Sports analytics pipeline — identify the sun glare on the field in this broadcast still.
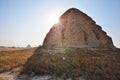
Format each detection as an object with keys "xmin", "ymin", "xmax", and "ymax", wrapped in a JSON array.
[
  {"xmin": 48, "ymin": 14, "xmax": 59, "ymax": 24},
  {"xmin": 46, "ymin": 12, "xmax": 60, "ymax": 26}
]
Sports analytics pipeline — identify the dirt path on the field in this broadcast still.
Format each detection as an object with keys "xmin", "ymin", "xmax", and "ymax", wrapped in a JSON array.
[{"xmin": 0, "ymin": 71, "xmax": 19, "ymax": 80}]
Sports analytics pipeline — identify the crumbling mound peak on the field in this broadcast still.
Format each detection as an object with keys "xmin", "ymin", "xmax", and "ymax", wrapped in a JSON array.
[{"xmin": 43, "ymin": 8, "xmax": 114, "ymax": 49}]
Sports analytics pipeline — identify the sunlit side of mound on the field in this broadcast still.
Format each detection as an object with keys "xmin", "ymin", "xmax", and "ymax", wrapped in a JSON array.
[{"xmin": 43, "ymin": 8, "xmax": 114, "ymax": 50}]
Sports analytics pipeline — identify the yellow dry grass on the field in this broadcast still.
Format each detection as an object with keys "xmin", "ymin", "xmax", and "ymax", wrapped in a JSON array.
[{"xmin": 0, "ymin": 48, "xmax": 36, "ymax": 72}]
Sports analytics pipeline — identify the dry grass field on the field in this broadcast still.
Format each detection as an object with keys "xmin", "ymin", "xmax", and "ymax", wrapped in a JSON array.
[
  {"xmin": 0, "ymin": 47, "xmax": 120, "ymax": 80},
  {"xmin": 0, "ymin": 47, "xmax": 37, "ymax": 73},
  {"xmin": 23, "ymin": 48, "xmax": 120, "ymax": 80}
]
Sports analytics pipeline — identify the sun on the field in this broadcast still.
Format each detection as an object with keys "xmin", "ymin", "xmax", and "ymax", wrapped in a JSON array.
[
  {"xmin": 48, "ymin": 14, "xmax": 59, "ymax": 24},
  {"xmin": 46, "ymin": 12, "xmax": 60, "ymax": 26},
  {"xmin": 45, "ymin": 9, "xmax": 63, "ymax": 28}
]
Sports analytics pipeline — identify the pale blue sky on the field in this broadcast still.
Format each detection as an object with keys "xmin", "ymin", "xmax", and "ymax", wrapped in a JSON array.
[{"xmin": 0, "ymin": 0, "xmax": 120, "ymax": 47}]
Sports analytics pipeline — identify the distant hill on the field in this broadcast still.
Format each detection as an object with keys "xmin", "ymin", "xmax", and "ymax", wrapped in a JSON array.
[{"xmin": 26, "ymin": 44, "xmax": 31, "ymax": 48}]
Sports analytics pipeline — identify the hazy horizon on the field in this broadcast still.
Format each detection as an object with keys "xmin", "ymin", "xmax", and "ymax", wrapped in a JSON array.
[{"xmin": 0, "ymin": 0, "xmax": 120, "ymax": 48}]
